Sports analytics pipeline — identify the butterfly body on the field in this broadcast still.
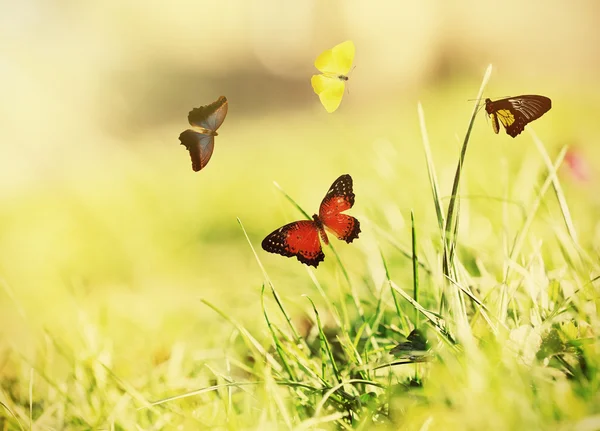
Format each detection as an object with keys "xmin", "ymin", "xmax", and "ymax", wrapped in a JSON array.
[
  {"xmin": 179, "ymin": 96, "xmax": 228, "ymax": 171},
  {"xmin": 262, "ymin": 174, "xmax": 360, "ymax": 267},
  {"xmin": 311, "ymin": 214, "xmax": 330, "ymax": 246},
  {"xmin": 311, "ymin": 41, "xmax": 355, "ymax": 113},
  {"xmin": 485, "ymin": 95, "xmax": 551, "ymax": 137},
  {"xmin": 190, "ymin": 126, "xmax": 218, "ymax": 136}
]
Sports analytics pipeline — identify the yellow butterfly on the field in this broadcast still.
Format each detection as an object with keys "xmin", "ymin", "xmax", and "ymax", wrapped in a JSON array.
[{"xmin": 311, "ymin": 40, "xmax": 355, "ymax": 113}]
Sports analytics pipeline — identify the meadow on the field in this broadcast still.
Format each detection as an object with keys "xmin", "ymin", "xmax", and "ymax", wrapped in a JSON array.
[{"xmin": 1, "ymin": 3, "xmax": 600, "ymax": 430}]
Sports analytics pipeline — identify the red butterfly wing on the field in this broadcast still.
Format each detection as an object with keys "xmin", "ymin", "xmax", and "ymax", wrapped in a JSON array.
[
  {"xmin": 261, "ymin": 220, "xmax": 325, "ymax": 267},
  {"xmin": 318, "ymin": 174, "xmax": 361, "ymax": 243}
]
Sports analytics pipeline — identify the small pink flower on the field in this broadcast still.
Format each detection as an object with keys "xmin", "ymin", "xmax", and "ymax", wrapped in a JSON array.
[{"xmin": 564, "ymin": 147, "xmax": 591, "ymax": 183}]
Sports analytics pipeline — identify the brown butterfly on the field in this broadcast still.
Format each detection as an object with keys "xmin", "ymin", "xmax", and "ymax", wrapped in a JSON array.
[
  {"xmin": 262, "ymin": 174, "xmax": 360, "ymax": 267},
  {"xmin": 485, "ymin": 95, "xmax": 551, "ymax": 137},
  {"xmin": 179, "ymin": 96, "xmax": 228, "ymax": 171}
]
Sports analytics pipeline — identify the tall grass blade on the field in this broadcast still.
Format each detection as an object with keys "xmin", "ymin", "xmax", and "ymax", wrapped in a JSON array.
[
  {"xmin": 389, "ymin": 281, "xmax": 456, "ymax": 346},
  {"xmin": 313, "ymin": 379, "xmax": 385, "ymax": 417},
  {"xmin": 201, "ymin": 299, "xmax": 283, "ymax": 372},
  {"xmin": 411, "ymin": 210, "xmax": 420, "ymax": 328},
  {"xmin": 264, "ymin": 366, "xmax": 293, "ymax": 429},
  {"xmin": 237, "ymin": 217, "xmax": 301, "ymax": 341},
  {"xmin": 273, "ymin": 181, "xmax": 312, "ymax": 220},
  {"xmin": 139, "ymin": 382, "xmax": 259, "ymax": 409},
  {"xmin": 503, "ymin": 146, "xmax": 568, "ymax": 285},
  {"xmin": 418, "ymin": 102, "xmax": 445, "ymax": 233},
  {"xmin": 28, "ymin": 368, "xmax": 33, "ymax": 430},
  {"xmin": 294, "ymin": 412, "xmax": 348, "ymax": 431},
  {"xmin": 443, "ymin": 64, "xmax": 493, "ymax": 274},
  {"xmin": 304, "ymin": 295, "xmax": 341, "ymax": 384},
  {"xmin": 372, "ymin": 224, "xmax": 431, "ymax": 273},
  {"xmin": 261, "ymin": 285, "xmax": 297, "ymax": 380},
  {"xmin": 380, "ymin": 247, "xmax": 402, "ymax": 319},
  {"xmin": 0, "ymin": 401, "xmax": 26, "ymax": 431},
  {"xmin": 528, "ymin": 129, "xmax": 578, "ymax": 244},
  {"xmin": 306, "ymin": 268, "xmax": 344, "ymax": 329}
]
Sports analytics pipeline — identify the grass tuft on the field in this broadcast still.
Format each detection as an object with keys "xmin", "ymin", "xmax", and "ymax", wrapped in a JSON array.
[{"xmin": 1, "ymin": 64, "xmax": 598, "ymax": 430}]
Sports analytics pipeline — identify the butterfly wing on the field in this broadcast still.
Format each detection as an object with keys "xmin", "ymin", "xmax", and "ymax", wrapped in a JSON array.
[
  {"xmin": 311, "ymin": 74, "xmax": 345, "ymax": 113},
  {"xmin": 178, "ymin": 130, "xmax": 215, "ymax": 172},
  {"xmin": 486, "ymin": 95, "xmax": 551, "ymax": 137},
  {"xmin": 262, "ymin": 220, "xmax": 325, "ymax": 267},
  {"xmin": 318, "ymin": 174, "xmax": 361, "ymax": 243},
  {"xmin": 504, "ymin": 95, "xmax": 551, "ymax": 137},
  {"xmin": 314, "ymin": 40, "xmax": 355, "ymax": 75},
  {"xmin": 188, "ymin": 96, "xmax": 228, "ymax": 132}
]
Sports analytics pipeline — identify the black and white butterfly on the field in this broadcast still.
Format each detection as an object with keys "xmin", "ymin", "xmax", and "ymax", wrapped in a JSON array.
[
  {"xmin": 179, "ymin": 96, "xmax": 228, "ymax": 171},
  {"xmin": 485, "ymin": 95, "xmax": 551, "ymax": 137}
]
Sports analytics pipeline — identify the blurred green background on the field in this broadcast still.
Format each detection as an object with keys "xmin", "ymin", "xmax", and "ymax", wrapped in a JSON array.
[{"xmin": 1, "ymin": 0, "xmax": 599, "ymax": 394}]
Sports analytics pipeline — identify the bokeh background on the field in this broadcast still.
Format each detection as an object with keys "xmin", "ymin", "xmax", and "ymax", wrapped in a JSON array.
[{"xmin": 1, "ymin": 0, "xmax": 600, "ymax": 391}]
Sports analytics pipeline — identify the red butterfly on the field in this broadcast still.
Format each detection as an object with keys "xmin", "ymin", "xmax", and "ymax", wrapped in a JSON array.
[{"xmin": 262, "ymin": 174, "xmax": 360, "ymax": 267}]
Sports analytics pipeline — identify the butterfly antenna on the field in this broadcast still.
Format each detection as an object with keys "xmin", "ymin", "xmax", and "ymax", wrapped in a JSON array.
[
  {"xmin": 346, "ymin": 65, "xmax": 356, "ymax": 96},
  {"xmin": 466, "ymin": 97, "xmax": 486, "ymax": 112},
  {"xmin": 347, "ymin": 64, "xmax": 357, "ymax": 79}
]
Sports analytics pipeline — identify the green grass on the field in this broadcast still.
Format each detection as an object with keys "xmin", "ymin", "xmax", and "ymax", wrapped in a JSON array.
[{"xmin": 1, "ymin": 66, "xmax": 600, "ymax": 430}]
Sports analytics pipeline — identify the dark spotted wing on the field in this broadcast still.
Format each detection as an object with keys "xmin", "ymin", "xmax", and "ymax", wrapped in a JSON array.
[
  {"xmin": 178, "ymin": 130, "xmax": 214, "ymax": 172},
  {"xmin": 261, "ymin": 220, "xmax": 325, "ymax": 267},
  {"xmin": 318, "ymin": 174, "xmax": 360, "ymax": 243},
  {"xmin": 485, "ymin": 95, "xmax": 551, "ymax": 137}
]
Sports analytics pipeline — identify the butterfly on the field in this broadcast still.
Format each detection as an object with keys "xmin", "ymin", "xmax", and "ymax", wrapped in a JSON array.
[
  {"xmin": 311, "ymin": 40, "xmax": 355, "ymax": 113},
  {"xmin": 484, "ymin": 95, "xmax": 551, "ymax": 137},
  {"xmin": 178, "ymin": 96, "xmax": 228, "ymax": 171},
  {"xmin": 261, "ymin": 174, "xmax": 361, "ymax": 267}
]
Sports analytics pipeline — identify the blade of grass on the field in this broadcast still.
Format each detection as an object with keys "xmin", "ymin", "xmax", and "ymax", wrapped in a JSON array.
[
  {"xmin": 313, "ymin": 379, "xmax": 385, "ymax": 417},
  {"xmin": 139, "ymin": 382, "xmax": 259, "ymax": 409},
  {"xmin": 389, "ymin": 281, "xmax": 456, "ymax": 346},
  {"xmin": 29, "ymin": 368, "xmax": 33, "ymax": 430},
  {"xmin": 528, "ymin": 128, "xmax": 578, "ymax": 244},
  {"xmin": 338, "ymin": 332, "xmax": 370, "ymax": 382},
  {"xmin": 237, "ymin": 217, "xmax": 301, "ymax": 342},
  {"xmin": 411, "ymin": 210, "xmax": 421, "ymax": 381},
  {"xmin": 304, "ymin": 295, "xmax": 341, "ymax": 384},
  {"xmin": 371, "ymin": 223, "xmax": 431, "ymax": 274},
  {"xmin": 273, "ymin": 181, "xmax": 312, "ymax": 221},
  {"xmin": 443, "ymin": 274, "xmax": 501, "ymax": 334},
  {"xmin": 418, "ymin": 102, "xmax": 445, "ymax": 233},
  {"xmin": 201, "ymin": 299, "xmax": 283, "ymax": 373},
  {"xmin": 411, "ymin": 210, "xmax": 420, "ymax": 329},
  {"xmin": 0, "ymin": 278, "xmax": 27, "ymax": 319},
  {"xmin": 294, "ymin": 412, "xmax": 348, "ymax": 431},
  {"xmin": 443, "ymin": 64, "xmax": 493, "ymax": 275},
  {"xmin": 327, "ymin": 243, "xmax": 379, "ymax": 351},
  {"xmin": 264, "ymin": 365, "xmax": 293, "ymax": 429},
  {"xmin": 306, "ymin": 267, "xmax": 344, "ymax": 329},
  {"xmin": 380, "ymin": 247, "xmax": 402, "ymax": 319},
  {"xmin": 0, "ymin": 401, "xmax": 26, "ymax": 431},
  {"xmin": 503, "ymin": 146, "xmax": 568, "ymax": 285},
  {"xmin": 261, "ymin": 285, "xmax": 297, "ymax": 380}
]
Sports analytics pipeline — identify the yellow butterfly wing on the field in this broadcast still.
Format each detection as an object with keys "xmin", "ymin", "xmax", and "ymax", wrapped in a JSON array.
[
  {"xmin": 311, "ymin": 40, "xmax": 355, "ymax": 113},
  {"xmin": 314, "ymin": 40, "xmax": 355, "ymax": 75},
  {"xmin": 311, "ymin": 74, "xmax": 345, "ymax": 113}
]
